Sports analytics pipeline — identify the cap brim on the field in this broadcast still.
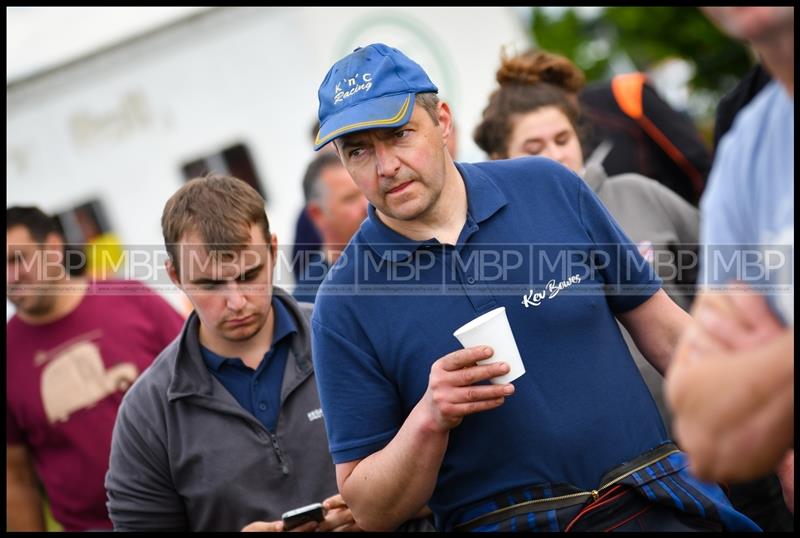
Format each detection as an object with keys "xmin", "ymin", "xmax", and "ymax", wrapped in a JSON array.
[{"xmin": 314, "ymin": 93, "xmax": 414, "ymax": 151}]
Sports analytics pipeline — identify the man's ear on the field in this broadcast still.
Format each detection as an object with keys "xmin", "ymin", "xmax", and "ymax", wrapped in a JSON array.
[
  {"xmin": 269, "ymin": 232, "xmax": 279, "ymax": 259},
  {"xmin": 166, "ymin": 258, "xmax": 181, "ymax": 288},
  {"xmin": 267, "ymin": 232, "xmax": 280, "ymax": 274},
  {"xmin": 306, "ymin": 202, "xmax": 324, "ymax": 230},
  {"xmin": 437, "ymin": 101, "xmax": 454, "ymax": 146},
  {"xmin": 44, "ymin": 232, "xmax": 65, "ymax": 265}
]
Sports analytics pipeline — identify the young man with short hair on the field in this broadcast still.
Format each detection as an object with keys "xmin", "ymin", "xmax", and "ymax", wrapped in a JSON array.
[{"xmin": 104, "ymin": 175, "xmax": 359, "ymax": 531}]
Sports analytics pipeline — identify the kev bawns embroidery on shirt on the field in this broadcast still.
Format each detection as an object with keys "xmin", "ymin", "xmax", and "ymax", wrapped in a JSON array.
[{"xmin": 522, "ymin": 274, "xmax": 582, "ymax": 308}]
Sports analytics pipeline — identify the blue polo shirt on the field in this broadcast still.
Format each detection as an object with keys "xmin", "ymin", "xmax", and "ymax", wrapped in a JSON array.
[
  {"xmin": 201, "ymin": 297, "xmax": 297, "ymax": 433},
  {"xmin": 311, "ymin": 157, "xmax": 666, "ymax": 529}
]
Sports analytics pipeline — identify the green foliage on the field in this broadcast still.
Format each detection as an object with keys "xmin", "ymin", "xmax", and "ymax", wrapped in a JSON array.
[
  {"xmin": 531, "ymin": 9, "xmax": 609, "ymax": 82},
  {"xmin": 531, "ymin": 7, "xmax": 755, "ymax": 95}
]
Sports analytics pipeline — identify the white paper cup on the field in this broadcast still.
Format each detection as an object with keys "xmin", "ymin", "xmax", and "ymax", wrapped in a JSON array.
[{"xmin": 452, "ymin": 306, "xmax": 526, "ymax": 384}]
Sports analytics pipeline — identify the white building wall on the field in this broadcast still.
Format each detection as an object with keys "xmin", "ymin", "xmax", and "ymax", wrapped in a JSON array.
[{"xmin": 7, "ymin": 7, "xmax": 531, "ymax": 312}]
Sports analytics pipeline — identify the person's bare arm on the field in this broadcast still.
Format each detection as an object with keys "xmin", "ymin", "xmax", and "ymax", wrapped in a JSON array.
[
  {"xmin": 617, "ymin": 289, "xmax": 692, "ymax": 375},
  {"xmin": 336, "ymin": 346, "xmax": 514, "ymax": 531},
  {"xmin": 6, "ymin": 444, "xmax": 46, "ymax": 531},
  {"xmin": 666, "ymin": 329, "xmax": 793, "ymax": 482},
  {"xmin": 665, "ymin": 287, "xmax": 794, "ymax": 482}
]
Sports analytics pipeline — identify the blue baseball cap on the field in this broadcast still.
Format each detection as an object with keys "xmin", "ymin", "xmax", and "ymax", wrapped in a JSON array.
[{"xmin": 314, "ymin": 43, "xmax": 438, "ymax": 151}]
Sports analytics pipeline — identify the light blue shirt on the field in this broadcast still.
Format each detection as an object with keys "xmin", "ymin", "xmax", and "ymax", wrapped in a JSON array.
[{"xmin": 700, "ymin": 81, "xmax": 794, "ymax": 324}]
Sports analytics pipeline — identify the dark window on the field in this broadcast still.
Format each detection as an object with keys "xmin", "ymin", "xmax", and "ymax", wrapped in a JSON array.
[
  {"xmin": 55, "ymin": 198, "xmax": 114, "ymax": 276},
  {"xmin": 181, "ymin": 142, "xmax": 267, "ymax": 201}
]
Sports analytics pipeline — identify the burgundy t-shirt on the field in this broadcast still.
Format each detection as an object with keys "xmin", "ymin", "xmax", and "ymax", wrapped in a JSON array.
[{"xmin": 6, "ymin": 280, "xmax": 185, "ymax": 531}]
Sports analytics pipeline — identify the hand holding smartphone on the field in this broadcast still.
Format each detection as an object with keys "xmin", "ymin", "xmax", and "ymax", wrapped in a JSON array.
[{"xmin": 281, "ymin": 502, "xmax": 327, "ymax": 531}]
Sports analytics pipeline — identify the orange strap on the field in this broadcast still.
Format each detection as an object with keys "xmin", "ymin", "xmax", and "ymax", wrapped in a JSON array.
[
  {"xmin": 611, "ymin": 72, "xmax": 647, "ymax": 120},
  {"xmin": 611, "ymin": 73, "xmax": 704, "ymax": 199}
]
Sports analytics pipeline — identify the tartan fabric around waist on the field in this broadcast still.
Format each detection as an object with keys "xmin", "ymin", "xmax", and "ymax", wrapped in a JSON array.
[{"xmin": 452, "ymin": 442, "xmax": 687, "ymax": 532}]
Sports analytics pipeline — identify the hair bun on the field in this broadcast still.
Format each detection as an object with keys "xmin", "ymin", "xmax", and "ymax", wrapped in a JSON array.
[{"xmin": 496, "ymin": 50, "xmax": 585, "ymax": 93}]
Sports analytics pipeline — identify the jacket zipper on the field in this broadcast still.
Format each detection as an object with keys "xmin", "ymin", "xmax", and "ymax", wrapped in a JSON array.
[
  {"xmin": 593, "ymin": 448, "xmax": 681, "ymax": 495},
  {"xmin": 269, "ymin": 433, "xmax": 290, "ymax": 475}
]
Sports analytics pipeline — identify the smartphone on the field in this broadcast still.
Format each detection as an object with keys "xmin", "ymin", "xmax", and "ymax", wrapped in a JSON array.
[{"xmin": 281, "ymin": 502, "xmax": 326, "ymax": 531}]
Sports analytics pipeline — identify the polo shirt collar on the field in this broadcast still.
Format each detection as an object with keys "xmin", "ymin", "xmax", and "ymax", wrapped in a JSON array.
[
  {"xmin": 360, "ymin": 162, "xmax": 508, "ymax": 261},
  {"xmin": 456, "ymin": 162, "xmax": 509, "ymax": 224},
  {"xmin": 265, "ymin": 295, "xmax": 299, "ymax": 348}
]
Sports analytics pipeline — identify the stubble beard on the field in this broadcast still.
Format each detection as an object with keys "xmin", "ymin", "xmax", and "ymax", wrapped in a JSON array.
[
  {"xmin": 383, "ymin": 175, "xmax": 444, "ymax": 223},
  {"xmin": 8, "ymin": 290, "xmax": 57, "ymax": 317}
]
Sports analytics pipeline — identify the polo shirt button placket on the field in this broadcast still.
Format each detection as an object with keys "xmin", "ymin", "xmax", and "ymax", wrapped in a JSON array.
[{"xmin": 462, "ymin": 262, "xmax": 495, "ymax": 311}]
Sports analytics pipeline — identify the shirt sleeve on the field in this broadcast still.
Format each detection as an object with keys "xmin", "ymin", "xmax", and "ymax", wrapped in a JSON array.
[
  {"xmin": 698, "ymin": 131, "xmax": 754, "ymax": 287},
  {"xmin": 7, "ymin": 403, "xmax": 24, "ymax": 445},
  {"xmin": 577, "ymin": 178, "xmax": 662, "ymax": 313},
  {"xmin": 105, "ymin": 395, "xmax": 188, "ymax": 531},
  {"xmin": 311, "ymin": 318, "xmax": 404, "ymax": 464},
  {"xmin": 136, "ymin": 284, "xmax": 186, "ymax": 357}
]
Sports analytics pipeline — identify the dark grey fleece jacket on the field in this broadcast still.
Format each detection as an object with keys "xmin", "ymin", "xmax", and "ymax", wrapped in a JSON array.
[{"xmin": 105, "ymin": 287, "xmax": 337, "ymax": 531}]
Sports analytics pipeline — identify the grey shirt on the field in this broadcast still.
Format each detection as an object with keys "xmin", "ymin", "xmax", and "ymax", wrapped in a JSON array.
[
  {"xmin": 105, "ymin": 287, "xmax": 338, "ymax": 531},
  {"xmin": 583, "ymin": 161, "xmax": 700, "ymax": 312}
]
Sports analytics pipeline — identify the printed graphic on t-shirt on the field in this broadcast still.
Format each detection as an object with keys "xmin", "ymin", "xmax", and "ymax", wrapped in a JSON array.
[{"xmin": 38, "ymin": 334, "xmax": 139, "ymax": 424}]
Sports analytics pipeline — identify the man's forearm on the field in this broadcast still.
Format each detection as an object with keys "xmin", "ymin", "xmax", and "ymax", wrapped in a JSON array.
[
  {"xmin": 641, "ymin": 309, "xmax": 689, "ymax": 375},
  {"xmin": 6, "ymin": 483, "xmax": 46, "ymax": 531},
  {"xmin": 338, "ymin": 345, "xmax": 514, "ymax": 530},
  {"xmin": 341, "ymin": 401, "xmax": 449, "ymax": 531},
  {"xmin": 619, "ymin": 290, "xmax": 691, "ymax": 375}
]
